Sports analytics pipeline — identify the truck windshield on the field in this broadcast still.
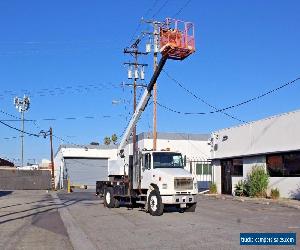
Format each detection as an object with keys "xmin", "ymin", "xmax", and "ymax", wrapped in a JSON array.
[{"xmin": 153, "ymin": 152, "xmax": 184, "ymax": 168}]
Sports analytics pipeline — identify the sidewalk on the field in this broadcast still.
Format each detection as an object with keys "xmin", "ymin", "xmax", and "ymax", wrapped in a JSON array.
[{"xmin": 202, "ymin": 193, "xmax": 300, "ymax": 210}]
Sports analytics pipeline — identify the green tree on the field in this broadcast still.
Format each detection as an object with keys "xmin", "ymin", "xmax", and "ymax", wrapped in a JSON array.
[
  {"xmin": 111, "ymin": 133, "xmax": 118, "ymax": 145},
  {"xmin": 104, "ymin": 136, "xmax": 111, "ymax": 145}
]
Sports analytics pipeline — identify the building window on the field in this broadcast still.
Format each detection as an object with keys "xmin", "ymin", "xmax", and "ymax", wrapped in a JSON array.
[
  {"xmin": 231, "ymin": 158, "xmax": 243, "ymax": 176},
  {"xmin": 196, "ymin": 163, "xmax": 212, "ymax": 175},
  {"xmin": 267, "ymin": 151, "xmax": 300, "ymax": 177},
  {"xmin": 220, "ymin": 158, "xmax": 243, "ymax": 176},
  {"xmin": 267, "ymin": 155, "xmax": 283, "ymax": 176}
]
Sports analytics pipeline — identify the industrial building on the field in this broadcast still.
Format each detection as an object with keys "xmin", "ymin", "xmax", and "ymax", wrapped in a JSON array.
[
  {"xmin": 211, "ymin": 109, "xmax": 300, "ymax": 198},
  {"xmin": 54, "ymin": 132, "xmax": 211, "ymax": 189}
]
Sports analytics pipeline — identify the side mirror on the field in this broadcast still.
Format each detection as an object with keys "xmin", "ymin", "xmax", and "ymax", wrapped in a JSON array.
[
  {"xmin": 184, "ymin": 155, "xmax": 187, "ymax": 166},
  {"xmin": 119, "ymin": 149, "xmax": 125, "ymax": 158}
]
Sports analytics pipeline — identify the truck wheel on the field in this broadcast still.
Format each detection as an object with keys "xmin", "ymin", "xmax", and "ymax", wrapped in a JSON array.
[
  {"xmin": 148, "ymin": 189, "xmax": 164, "ymax": 216},
  {"xmin": 185, "ymin": 203, "xmax": 197, "ymax": 212},
  {"xmin": 104, "ymin": 187, "xmax": 115, "ymax": 208},
  {"xmin": 114, "ymin": 198, "xmax": 120, "ymax": 208}
]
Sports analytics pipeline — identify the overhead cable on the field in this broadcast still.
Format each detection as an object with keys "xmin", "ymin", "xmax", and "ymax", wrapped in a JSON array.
[
  {"xmin": 163, "ymin": 70, "xmax": 246, "ymax": 122},
  {"xmin": 0, "ymin": 120, "xmax": 40, "ymax": 137},
  {"xmin": 172, "ymin": 0, "xmax": 192, "ymax": 18},
  {"xmin": 164, "ymin": 70, "xmax": 300, "ymax": 114}
]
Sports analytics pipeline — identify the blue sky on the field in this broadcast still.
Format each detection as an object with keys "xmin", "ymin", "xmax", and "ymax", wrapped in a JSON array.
[{"xmin": 0, "ymin": 0, "xmax": 299, "ymax": 164}]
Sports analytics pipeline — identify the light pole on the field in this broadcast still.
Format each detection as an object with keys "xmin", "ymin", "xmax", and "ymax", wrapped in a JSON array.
[{"xmin": 14, "ymin": 95, "xmax": 30, "ymax": 167}]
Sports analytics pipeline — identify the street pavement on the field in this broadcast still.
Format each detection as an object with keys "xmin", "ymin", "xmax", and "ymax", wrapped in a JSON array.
[
  {"xmin": 0, "ymin": 190, "xmax": 72, "ymax": 250},
  {"xmin": 1, "ymin": 190, "xmax": 299, "ymax": 250}
]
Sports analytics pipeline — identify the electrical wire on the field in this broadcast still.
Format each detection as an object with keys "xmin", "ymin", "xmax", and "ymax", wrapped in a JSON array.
[
  {"xmin": 163, "ymin": 70, "xmax": 300, "ymax": 116},
  {"xmin": 128, "ymin": 0, "xmax": 160, "ymax": 45},
  {"xmin": 151, "ymin": 0, "xmax": 169, "ymax": 18},
  {"xmin": 172, "ymin": 0, "xmax": 192, "ymax": 18},
  {"xmin": 0, "ymin": 120, "xmax": 40, "ymax": 137},
  {"xmin": 0, "ymin": 82, "xmax": 121, "ymax": 100},
  {"xmin": 163, "ymin": 70, "xmax": 246, "ymax": 122}
]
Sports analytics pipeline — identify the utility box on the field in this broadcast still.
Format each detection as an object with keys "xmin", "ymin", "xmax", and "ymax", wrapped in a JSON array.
[{"xmin": 108, "ymin": 159, "xmax": 125, "ymax": 177}]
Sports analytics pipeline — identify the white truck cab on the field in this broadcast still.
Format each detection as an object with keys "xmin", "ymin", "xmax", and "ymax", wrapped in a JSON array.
[{"xmin": 131, "ymin": 150, "xmax": 198, "ymax": 215}]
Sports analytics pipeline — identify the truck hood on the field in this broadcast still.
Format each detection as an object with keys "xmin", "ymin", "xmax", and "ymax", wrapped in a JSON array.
[{"xmin": 155, "ymin": 168, "xmax": 193, "ymax": 178}]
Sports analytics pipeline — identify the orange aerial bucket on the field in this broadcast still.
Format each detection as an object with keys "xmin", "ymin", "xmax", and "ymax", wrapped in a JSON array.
[{"xmin": 159, "ymin": 18, "xmax": 195, "ymax": 60}]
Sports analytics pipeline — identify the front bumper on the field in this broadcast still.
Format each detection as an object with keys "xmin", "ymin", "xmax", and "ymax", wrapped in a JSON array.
[{"xmin": 161, "ymin": 194, "xmax": 196, "ymax": 204}]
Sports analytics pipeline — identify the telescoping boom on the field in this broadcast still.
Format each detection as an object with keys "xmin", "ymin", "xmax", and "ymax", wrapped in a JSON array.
[{"xmin": 118, "ymin": 56, "xmax": 167, "ymax": 155}]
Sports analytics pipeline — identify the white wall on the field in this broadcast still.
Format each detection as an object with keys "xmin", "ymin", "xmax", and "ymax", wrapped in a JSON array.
[
  {"xmin": 243, "ymin": 156, "xmax": 266, "ymax": 176},
  {"xmin": 125, "ymin": 138, "xmax": 210, "ymax": 160},
  {"xmin": 213, "ymin": 160, "xmax": 222, "ymax": 194},
  {"xmin": 60, "ymin": 147, "xmax": 118, "ymax": 160},
  {"xmin": 269, "ymin": 177, "xmax": 300, "ymax": 199},
  {"xmin": 212, "ymin": 109, "xmax": 300, "ymax": 159}
]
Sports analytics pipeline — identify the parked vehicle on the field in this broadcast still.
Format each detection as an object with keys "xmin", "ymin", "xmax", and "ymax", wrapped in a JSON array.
[{"xmin": 96, "ymin": 18, "xmax": 197, "ymax": 215}]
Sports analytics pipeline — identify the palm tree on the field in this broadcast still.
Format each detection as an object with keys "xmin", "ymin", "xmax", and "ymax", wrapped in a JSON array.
[
  {"xmin": 104, "ymin": 136, "xmax": 111, "ymax": 145},
  {"xmin": 111, "ymin": 133, "xmax": 118, "ymax": 145}
]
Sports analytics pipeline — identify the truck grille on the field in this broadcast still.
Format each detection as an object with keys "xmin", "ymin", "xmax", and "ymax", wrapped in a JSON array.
[{"xmin": 174, "ymin": 178, "xmax": 193, "ymax": 190}]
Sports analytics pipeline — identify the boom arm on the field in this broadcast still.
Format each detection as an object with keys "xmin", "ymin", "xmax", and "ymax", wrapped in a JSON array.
[{"xmin": 118, "ymin": 56, "xmax": 168, "ymax": 155}]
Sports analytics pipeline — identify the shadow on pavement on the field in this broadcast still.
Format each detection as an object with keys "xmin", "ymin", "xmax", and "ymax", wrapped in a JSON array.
[
  {"xmin": 0, "ymin": 197, "xmax": 83, "ymax": 225},
  {"xmin": 0, "ymin": 191, "xmax": 13, "ymax": 197}
]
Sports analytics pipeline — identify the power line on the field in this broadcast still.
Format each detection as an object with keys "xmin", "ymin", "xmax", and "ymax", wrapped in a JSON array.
[
  {"xmin": 0, "ymin": 120, "xmax": 40, "ymax": 137},
  {"xmin": 164, "ymin": 70, "xmax": 300, "ymax": 115},
  {"xmin": 172, "ymin": 0, "xmax": 192, "ymax": 18},
  {"xmin": 151, "ymin": 0, "xmax": 169, "ymax": 18},
  {"xmin": 0, "ymin": 82, "xmax": 121, "ymax": 100},
  {"xmin": 163, "ymin": 70, "xmax": 246, "ymax": 122},
  {"xmin": 128, "ymin": 0, "xmax": 160, "ymax": 45}
]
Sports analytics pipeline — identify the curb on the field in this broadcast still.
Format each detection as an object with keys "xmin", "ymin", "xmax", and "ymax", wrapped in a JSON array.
[
  {"xmin": 202, "ymin": 194, "xmax": 300, "ymax": 210},
  {"xmin": 51, "ymin": 192, "xmax": 97, "ymax": 250}
]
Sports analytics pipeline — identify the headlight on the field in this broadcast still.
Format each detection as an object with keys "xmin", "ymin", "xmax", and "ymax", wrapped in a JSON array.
[{"xmin": 162, "ymin": 183, "xmax": 168, "ymax": 189}]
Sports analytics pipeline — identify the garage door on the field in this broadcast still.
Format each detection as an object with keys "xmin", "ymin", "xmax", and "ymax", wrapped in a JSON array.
[{"xmin": 64, "ymin": 158, "xmax": 108, "ymax": 188}]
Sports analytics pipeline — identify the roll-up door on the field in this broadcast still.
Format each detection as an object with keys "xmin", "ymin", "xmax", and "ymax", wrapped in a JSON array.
[{"xmin": 64, "ymin": 158, "xmax": 108, "ymax": 187}]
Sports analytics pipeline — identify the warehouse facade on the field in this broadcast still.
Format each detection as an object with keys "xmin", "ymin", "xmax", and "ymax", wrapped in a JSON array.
[
  {"xmin": 54, "ymin": 144, "xmax": 117, "ymax": 189},
  {"xmin": 54, "ymin": 132, "xmax": 211, "ymax": 189},
  {"xmin": 211, "ymin": 109, "xmax": 300, "ymax": 199}
]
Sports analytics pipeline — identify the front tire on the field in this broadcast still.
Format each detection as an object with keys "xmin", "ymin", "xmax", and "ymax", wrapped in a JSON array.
[
  {"xmin": 148, "ymin": 189, "xmax": 164, "ymax": 216},
  {"xmin": 104, "ymin": 187, "xmax": 115, "ymax": 208},
  {"xmin": 185, "ymin": 203, "xmax": 197, "ymax": 212}
]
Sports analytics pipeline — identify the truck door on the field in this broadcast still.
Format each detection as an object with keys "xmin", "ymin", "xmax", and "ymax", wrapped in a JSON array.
[{"xmin": 141, "ymin": 153, "xmax": 152, "ymax": 189}]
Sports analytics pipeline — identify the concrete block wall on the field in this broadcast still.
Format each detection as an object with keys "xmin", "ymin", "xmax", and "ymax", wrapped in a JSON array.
[{"xmin": 0, "ymin": 169, "xmax": 51, "ymax": 190}]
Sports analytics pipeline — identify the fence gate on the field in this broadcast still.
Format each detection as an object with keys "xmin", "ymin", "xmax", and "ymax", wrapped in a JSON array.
[{"xmin": 188, "ymin": 160, "xmax": 213, "ymax": 191}]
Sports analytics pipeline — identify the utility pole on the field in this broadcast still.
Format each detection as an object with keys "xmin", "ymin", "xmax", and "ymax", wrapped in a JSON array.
[
  {"xmin": 49, "ymin": 127, "xmax": 55, "ymax": 190},
  {"xmin": 143, "ymin": 20, "xmax": 161, "ymax": 151},
  {"xmin": 40, "ymin": 127, "xmax": 55, "ymax": 190},
  {"xmin": 14, "ymin": 95, "xmax": 30, "ymax": 167},
  {"xmin": 123, "ymin": 40, "xmax": 148, "ymax": 194}
]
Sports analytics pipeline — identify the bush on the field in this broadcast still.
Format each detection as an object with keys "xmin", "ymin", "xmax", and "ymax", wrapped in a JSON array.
[
  {"xmin": 209, "ymin": 183, "xmax": 217, "ymax": 194},
  {"xmin": 234, "ymin": 180, "xmax": 249, "ymax": 196},
  {"xmin": 270, "ymin": 188, "xmax": 280, "ymax": 199},
  {"xmin": 247, "ymin": 165, "xmax": 269, "ymax": 197}
]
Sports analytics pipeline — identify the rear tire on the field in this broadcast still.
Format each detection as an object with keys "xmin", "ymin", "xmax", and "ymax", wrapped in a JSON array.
[
  {"xmin": 148, "ymin": 189, "xmax": 164, "ymax": 216},
  {"xmin": 114, "ymin": 198, "xmax": 120, "ymax": 208},
  {"xmin": 185, "ymin": 203, "xmax": 197, "ymax": 212},
  {"xmin": 104, "ymin": 187, "xmax": 115, "ymax": 208}
]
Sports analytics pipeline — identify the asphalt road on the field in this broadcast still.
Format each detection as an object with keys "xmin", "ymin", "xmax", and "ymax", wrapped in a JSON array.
[
  {"xmin": 1, "ymin": 190, "xmax": 299, "ymax": 250},
  {"xmin": 0, "ymin": 190, "xmax": 72, "ymax": 250},
  {"xmin": 58, "ymin": 190, "xmax": 300, "ymax": 250}
]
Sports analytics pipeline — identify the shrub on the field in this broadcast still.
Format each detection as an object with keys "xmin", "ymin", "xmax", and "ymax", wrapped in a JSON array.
[
  {"xmin": 270, "ymin": 188, "xmax": 280, "ymax": 199},
  {"xmin": 247, "ymin": 165, "xmax": 269, "ymax": 197},
  {"xmin": 209, "ymin": 183, "xmax": 217, "ymax": 194},
  {"xmin": 234, "ymin": 180, "xmax": 249, "ymax": 196}
]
